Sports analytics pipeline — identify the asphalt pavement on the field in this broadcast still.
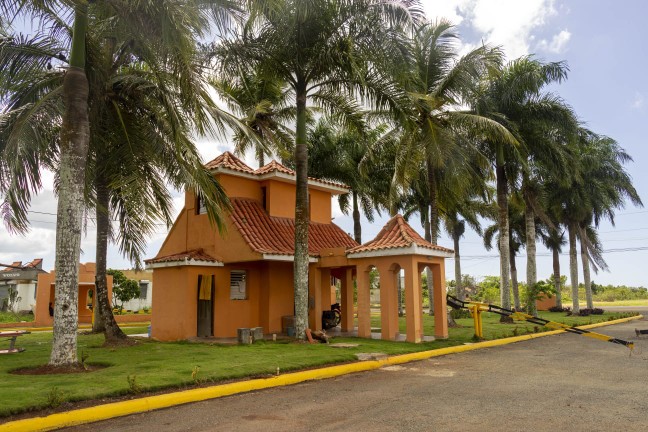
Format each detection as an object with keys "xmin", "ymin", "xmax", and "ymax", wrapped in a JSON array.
[{"xmin": 65, "ymin": 318, "xmax": 648, "ymax": 432}]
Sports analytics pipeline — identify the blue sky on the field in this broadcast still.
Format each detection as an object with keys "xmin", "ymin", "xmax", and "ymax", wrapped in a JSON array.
[{"xmin": 1, "ymin": 0, "xmax": 647, "ymax": 287}]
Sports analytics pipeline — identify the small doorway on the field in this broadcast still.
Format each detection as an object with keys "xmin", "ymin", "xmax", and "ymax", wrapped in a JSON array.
[{"xmin": 197, "ymin": 274, "xmax": 215, "ymax": 337}]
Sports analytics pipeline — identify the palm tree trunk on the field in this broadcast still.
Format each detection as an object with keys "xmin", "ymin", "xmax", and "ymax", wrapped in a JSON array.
[
  {"xmin": 552, "ymin": 245, "xmax": 562, "ymax": 309},
  {"xmin": 426, "ymin": 168, "xmax": 455, "ymax": 326},
  {"xmin": 49, "ymin": 5, "xmax": 89, "ymax": 367},
  {"xmin": 453, "ymin": 230, "xmax": 462, "ymax": 301},
  {"xmin": 424, "ymin": 209, "xmax": 434, "ymax": 316},
  {"xmin": 580, "ymin": 234, "xmax": 593, "ymax": 309},
  {"xmin": 496, "ymin": 160, "xmax": 511, "ymax": 313},
  {"xmin": 427, "ymin": 161, "xmax": 439, "ymax": 244},
  {"xmin": 95, "ymin": 173, "xmax": 128, "ymax": 343},
  {"xmin": 256, "ymin": 146, "xmax": 265, "ymax": 168},
  {"xmin": 293, "ymin": 82, "xmax": 309, "ymax": 340},
  {"xmin": 510, "ymin": 251, "xmax": 520, "ymax": 310},
  {"xmin": 352, "ymin": 192, "xmax": 361, "ymax": 244},
  {"xmin": 525, "ymin": 204, "xmax": 537, "ymax": 315},
  {"xmin": 568, "ymin": 223, "xmax": 580, "ymax": 315}
]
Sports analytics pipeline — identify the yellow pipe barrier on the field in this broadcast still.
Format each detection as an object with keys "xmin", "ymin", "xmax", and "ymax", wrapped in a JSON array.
[{"xmin": 0, "ymin": 314, "xmax": 642, "ymax": 432}]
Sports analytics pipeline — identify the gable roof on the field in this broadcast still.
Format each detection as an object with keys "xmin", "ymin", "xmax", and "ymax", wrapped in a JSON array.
[
  {"xmin": 230, "ymin": 198, "xmax": 358, "ymax": 257},
  {"xmin": 205, "ymin": 152, "xmax": 349, "ymax": 193},
  {"xmin": 204, "ymin": 151, "xmax": 256, "ymax": 174},
  {"xmin": 347, "ymin": 215, "xmax": 453, "ymax": 257},
  {"xmin": 254, "ymin": 160, "xmax": 294, "ymax": 176}
]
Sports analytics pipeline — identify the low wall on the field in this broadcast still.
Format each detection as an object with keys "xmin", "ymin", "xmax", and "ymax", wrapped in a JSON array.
[
  {"xmin": 0, "ymin": 321, "xmax": 35, "ymax": 329},
  {"xmin": 115, "ymin": 314, "xmax": 151, "ymax": 323},
  {"xmin": 0, "ymin": 313, "xmax": 151, "ymax": 329},
  {"xmin": 536, "ymin": 294, "xmax": 557, "ymax": 311}
]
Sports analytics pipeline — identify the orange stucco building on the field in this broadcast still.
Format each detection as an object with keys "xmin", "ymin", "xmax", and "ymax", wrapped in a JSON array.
[
  {"xmin": 146, "ymin": 152, "xmax": 453, "ymax": 342},
  {"xmin": 34, "ymin": 262, "xmax": 113, "ymax": 326}
]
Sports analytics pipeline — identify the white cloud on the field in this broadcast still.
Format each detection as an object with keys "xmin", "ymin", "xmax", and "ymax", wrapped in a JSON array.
[
  {"xmin": 537, "ymin": 29, "xmax": 571, "ymax": 54},
  {"xmin": 632, "ymin": 92, "xmax": 644, "ymax": 109},
  {"xmin": 423, "ymin": 0, "xmax": 568, "ymax": 59}
]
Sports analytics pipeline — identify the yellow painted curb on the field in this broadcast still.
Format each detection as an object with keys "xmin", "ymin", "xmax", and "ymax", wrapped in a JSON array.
[{"xmin": 1, "ymin": 314, "xmax": 642, "ymax": 432}]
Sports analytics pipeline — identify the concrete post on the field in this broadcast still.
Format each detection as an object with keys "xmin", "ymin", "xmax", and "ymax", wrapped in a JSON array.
[
  {"xmin": 308, "ymin": 267, "xmax": 322, "ymax": 331},
  {"xmin": 341, "ymin": 268, "xmax": 355, "ymax": 332},
  {"xmin": 404, "ymin": 259, "xmax": 423, "ymax": 343},
  {"xmin": 432, "ymin": 263, "xmax": 448, "ymax": 339},
  {"xmin": 377, "ymin": 264, "xmax": 398, "ymax": 340},
  {"xmin": 356, "ymin": 268, "xmax": 371, "ymax": 338}
]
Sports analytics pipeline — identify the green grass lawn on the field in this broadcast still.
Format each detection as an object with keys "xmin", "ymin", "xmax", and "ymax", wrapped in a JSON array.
[
  {"xmin": 591, "ymin": 300, "xmax": 648, "ymax": 307},
  {"xmin": 369, "ymin": 311, "xmax": 635, "ymax": 341},
  {"xmin": 0, "ymin": 310, "xmax": 636, "ymax": 419},
  {"xmin": 0, "ymin": 311, "xmax": 35, "ymax": 324}
]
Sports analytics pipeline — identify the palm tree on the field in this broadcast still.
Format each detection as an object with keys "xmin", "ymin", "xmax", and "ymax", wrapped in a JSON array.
[
  {"xmin": 1, "ymin": 0, "xmax": 240, "ymax": 355},
  {"xmin": 470, "ymin": 56, "xmax": 570, "ymax": 312},
  {"xmin": 217, "ymin": 0, "xmax": 421, "ymax": 339},
  {"xmin": 1, "ymin": 0, "xmax": 91, "ymax": 367},
  {"xmin": 575, "ymin": 129, "xmax": 641, "ymax": 309},
  {"xmin": 547, "ymin": 128, "xmax": 642, "ymax": 313},
  {"xmin": 539, "ymin": 225, "xmax": 566, "ymax": 309},
  {"xmin": 307, "ymin": 119, "xmax": 388, "ymax": 244},
  {"xmin": 212, "ymin": 67, "xmax": 294, "ymax": 167},
  {"xmin": 389, "ymin": 20, "xmax": 514, "ymax": 246}
]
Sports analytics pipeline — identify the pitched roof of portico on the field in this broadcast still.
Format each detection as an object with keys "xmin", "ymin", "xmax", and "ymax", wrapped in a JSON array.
[
  {"xmin": 230, "ymin": 198, "xmax": 358, "ymax": 257},
  {"xmin": 347, "ymin": 215, "xmax": 453, "ymax": 258}
]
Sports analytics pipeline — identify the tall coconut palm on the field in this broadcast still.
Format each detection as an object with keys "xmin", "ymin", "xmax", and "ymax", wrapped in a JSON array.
[
  {"xmin": 212, "ymin": 67, "xmax": 294, "ymax": 167},
  {"xmin": 539, "ymin": 225, "xmax": 566, "ymax": 308},
  {"xmin": 469, "ymin": 56, "xmax": 570, "ymax": 312},
  {"xmin": 307, "ymin": 119, "xmax": 388, "ymax": 244},
  {"xmin": 1, "ymin": 0, "xmax": 241, "ymax": 353},
  {"xmin": 547, "ymin": 128, "xmax": 642, "ymax": 313},
  {"xmin": 574, "ymin": 129, "xmax": 642, "ymax": 309},
  {"xmin": 1, "ymin": 0, "xmax": 91, "ymax": 366},
  {"xmin": 389, "ymin": 20, "xmax": 514, "ymax": 246},
  {"xmin": 217, "ymin": 0, "xmax": 421, "ymax": 339}
]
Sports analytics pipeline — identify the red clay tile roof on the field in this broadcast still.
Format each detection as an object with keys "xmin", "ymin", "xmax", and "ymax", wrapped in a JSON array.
[
  {"xmin": 230, "ymin": 198, "xmax": 358, "ymax": 256},
  {"xmin": 348, "ymin": 215, "xmax": 453, "ymax": 255},
  {"xmin": 254, "ymin": 160, "xmax": 294, "ymax": 176},
  {"xmin": 145, "ymin": 249, "xmax": 222, "ymax": 264},
  {"xmin": 205, "ymin": 152, "xmax": 348, "ymax": 190},
  {"xmin": 24, "ymin": 258, "xmax": 43, "ymax": 269},
  {"xmin": 1, "ymin": 261, "xmax": 22, "ymax": 272},
  {"xmin": 204, "ymin": 151, "xmax": 256, "ymax": 174},
  {"xmin": 255, "ymin": 160, "xmax": 349, "ymax": 190}
]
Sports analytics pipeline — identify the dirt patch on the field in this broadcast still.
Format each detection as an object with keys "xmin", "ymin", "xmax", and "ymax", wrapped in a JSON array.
[{"xmin": 10, "ymin": 363, "xmax": 109, "ymax": 375}]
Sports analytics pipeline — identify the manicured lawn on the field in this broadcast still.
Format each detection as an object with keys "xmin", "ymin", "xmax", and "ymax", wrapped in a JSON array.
[
  {"xmin": 0, "ymin": 310, "xmax": 636, "ymax": 419},
  {"xmin": 369, "ymin": 311, "xmax": 636, "ymax": 341},
  {"xmin": 0, "ymin": 311, "xmax": 35, "ymax": 323},
  {"xmin": 591, "ymin": 300, "xmax": 648, "ymax": 307}
]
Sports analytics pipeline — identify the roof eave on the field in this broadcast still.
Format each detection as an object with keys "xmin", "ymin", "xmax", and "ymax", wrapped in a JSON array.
[
  {"xmin": 262, "ymin": 253, "xmax": 319, "ymax": 263},
  {"xmin": 146, "ymin": 258, "xmax": 224, "ymax": 269},
  {"xmin": 347, "ymin": 244, "xmax": 454, "ymax": 259},
  {"xmin": 211, "ymin": 167, "xmax": 349, "ymax": 194}
]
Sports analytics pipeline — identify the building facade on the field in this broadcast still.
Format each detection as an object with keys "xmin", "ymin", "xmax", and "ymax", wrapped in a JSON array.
[{"xmin": 146, "ymin": 152, "xmax": 453, "ymax": 342}]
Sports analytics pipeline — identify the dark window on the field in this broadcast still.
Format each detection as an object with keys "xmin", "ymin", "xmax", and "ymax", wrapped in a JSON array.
[
  {"xmin": 139, "ymin": 282, "xmax": 148, "ymax": 299},
  {"xmin": 261, "ymin": 187, "xmax": 267, "ymax": 211},
  {"xmin": 196, "ymin": 194, "xmax": 207, "ymax": 215}
]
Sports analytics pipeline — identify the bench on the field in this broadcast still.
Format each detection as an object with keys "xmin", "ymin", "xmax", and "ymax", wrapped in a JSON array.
[{"xmin": 0, "ymin": 331, "xmax": 31, "ymax": 354}]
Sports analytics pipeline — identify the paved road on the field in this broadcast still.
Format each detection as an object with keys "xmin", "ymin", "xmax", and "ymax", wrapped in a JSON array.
[{"xmin": 67, "ymin": 319, "xmax": 648, "ymax": 432}]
